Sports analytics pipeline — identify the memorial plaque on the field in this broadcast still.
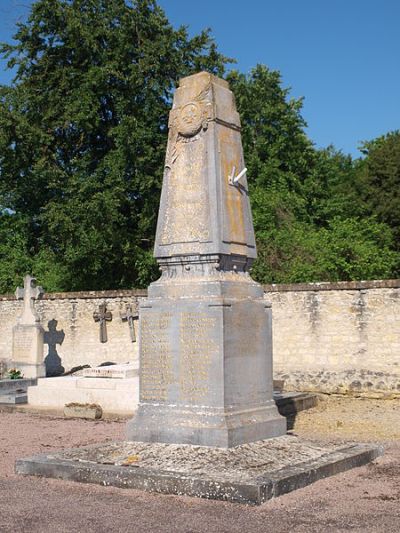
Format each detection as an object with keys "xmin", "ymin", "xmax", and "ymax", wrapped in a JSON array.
[
  {"xmin": 13, "ymin": 328, "xmax": 39, "ymax": 363},
  {"xmin": 140, "ymin": 312, "xmax": 174, "ymax": 402},
  {"xmin": 127, "ymin": 73, "xmax": 286, "ymax": 447},
  {"xmin": 178, "ymin": 312, "xmax": 216, "ymax": 403}
]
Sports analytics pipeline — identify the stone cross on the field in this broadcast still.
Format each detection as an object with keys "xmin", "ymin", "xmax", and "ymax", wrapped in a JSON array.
[
  {"xmin": 93, "ymin": 303, "xmax": 112, "ymax": 343},
  {"xmin": 15, "ymin": 275, "xmax": 44, "ymax": 325},
  {"xmin": 120, "ymin": 305, "xmax": 139, "ymax": 342}
]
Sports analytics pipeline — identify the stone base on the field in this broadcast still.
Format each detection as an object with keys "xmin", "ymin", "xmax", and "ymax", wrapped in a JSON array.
[
  {"xmin": 14, "ymin": 362, "xmax": 46, "ymax": 379},
  {"xmin": 0, "ymin": 377, "xmax": 37, "ymax": 405},
  {"xmin": 0, "ymin": 378, "xmax": 37, "ymax": 394},
  {"xmin": 15, "ymin": 436, "xmax": 383, "ymax": 505},
  {"xmin": 0, "ymin": 391, "xmax": 27, "ymax": 404},
  {"xmin": 127, "ymin": 401, "xmax": 286, "ymax": 447},
  {"xmin": 130, "ymin": 285, "xmax": 286, "ymax": 447},
  {"xmin": 28, "ymin": 376, "xmax": 139, "ymax": 415},
  {"xmin": 273, "ymin": 391, "xmax": 318, "ymax": 417}
]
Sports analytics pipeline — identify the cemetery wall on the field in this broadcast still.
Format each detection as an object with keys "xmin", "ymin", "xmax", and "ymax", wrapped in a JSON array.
[
  {"xmin": 0, "ymin": 290, "xmax": 145, "ymax": 377},
  {"xmin": 0, "ymin": 280, "xmax": 399, "ymax": 395},
  {"xmin": 266, "ymin": 280, "xmax": 400, "ymax": 396}
]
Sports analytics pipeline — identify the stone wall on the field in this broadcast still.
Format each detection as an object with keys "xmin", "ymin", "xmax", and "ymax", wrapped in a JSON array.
[
  {"xmin": 265, "ymin": 280, "xmax": 400, "ymax": 396},
  {"xmin": 1, "ymin": 281, "xmax": 399, "ymax": 395},
  {"xmin": 0, "ymin": 290, "xmax": 145, "ymax": 377}
]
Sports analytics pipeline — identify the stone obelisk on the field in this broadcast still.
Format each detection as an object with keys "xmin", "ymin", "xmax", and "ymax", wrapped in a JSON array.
[{"xmin": 127, "ymin": 72, "xmax": 286, "ymax": 447}]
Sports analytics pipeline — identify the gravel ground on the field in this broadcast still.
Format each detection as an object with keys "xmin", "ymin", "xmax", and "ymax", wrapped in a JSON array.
[{"xmin": 1, "ymin": 397, "xmax": 400, "ymax": 533}]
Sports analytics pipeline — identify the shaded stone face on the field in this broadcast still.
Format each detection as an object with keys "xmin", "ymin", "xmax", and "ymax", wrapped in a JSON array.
[{"xmin": 127, "ymin": 72, "xmax": 286, "ymax": 447}]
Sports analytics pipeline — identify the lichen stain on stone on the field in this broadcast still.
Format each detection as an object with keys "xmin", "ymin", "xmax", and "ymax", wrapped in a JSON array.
[
  {"xmin": 304, "ymin": 291, "xmax": 320, "ymax": 330},
  {"xmin": 351, "ymin": 290, "xmax": 369, "ymax": 332}
]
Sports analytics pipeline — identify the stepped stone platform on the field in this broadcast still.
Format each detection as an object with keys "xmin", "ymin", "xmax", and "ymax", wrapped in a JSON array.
[{"xmin": 16, "ymin": 436, "xmax": 382, "ymax": 505}]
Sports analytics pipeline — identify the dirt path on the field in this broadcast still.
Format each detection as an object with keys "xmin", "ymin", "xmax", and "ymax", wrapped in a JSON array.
[
  {"xmin": 293, "ymin": 394, "xmax": 400, "ymax": 442},
  {"xmin": 0, "ymin": 398, "xmax": 399, "ymax": 533}
]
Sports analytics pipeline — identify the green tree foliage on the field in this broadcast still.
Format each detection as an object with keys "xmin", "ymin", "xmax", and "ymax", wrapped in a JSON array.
[
  {"xmin": 0, "ymin": 0, "xmax": 230, "ymax": 292},
  {"xmin": 0, "ymin": 2, "xmax": 398, "ymax": 292},
  {"xmin": 355, "ymin": 131, "xmax": 400, "ymax": 247},
  {"xmin": 229, "ymin": 66, "xmax": 400, "ymax": 283}
]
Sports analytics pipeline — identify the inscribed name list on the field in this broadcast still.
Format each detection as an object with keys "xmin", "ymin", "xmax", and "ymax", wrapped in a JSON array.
[{"xmin": 140, "ymin": 310, "xmax": 217, "ymax": 404}]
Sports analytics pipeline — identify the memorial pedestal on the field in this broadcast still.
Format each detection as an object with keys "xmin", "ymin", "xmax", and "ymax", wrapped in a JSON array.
[
  {"xmin": 127, "ymin": 275, "xmax": 286, "ymax": 447},
  {"xmin": 12, "ymin": 324, "xmax": 45, "ymax": 379}
]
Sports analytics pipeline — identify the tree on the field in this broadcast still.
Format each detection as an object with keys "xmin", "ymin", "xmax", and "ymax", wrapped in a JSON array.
[
  {"xmin": 228, "ymin": 66, "xmax": 400, "ymax": 283},
  {"xmin": 228, "ymin": 65, "xmax": 315, "ymax": 194},
  {"xmin": 355, "ymin": 131, "xmax": 400, "ymax": 248},
  {"xmin": 0, "ymin": 0, "xmax": 230, "ymax": 291}
]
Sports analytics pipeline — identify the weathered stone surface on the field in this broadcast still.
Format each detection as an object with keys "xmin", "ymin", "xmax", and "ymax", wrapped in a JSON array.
[
  {"xmin": 15, "ymin": 437, "xmax": 383, "ymax": 505},
  {"xmin": 12, "ymin": 276, "xmax": 45, "ymax": 378},
  {"xmin": 0, "ymin": 294, "xmax": 141, "ymax": 376},
  {"xmin": 0, "ymin": 377, "xmax": 33, "ymax": 406},
  {"xmin": 93, "ymin": 303, "xmax": 113, "ymax": 343},
  {"xmin": 0, "ymin": 280, "xmax": 399, "ymax": 393},
  {"xmin": 0, "ymin": 391, "xmax": 27, "ymax": 404},
  {"xmin": 81, "ymin": 363, "xmax": 138, "ymax": 379},
  {"xmin": 64, "ymin": 403, "xmax": 102, "ymax": 420},
  {"xmin": 0, "ymin": 378, "xmax": 37, "ymax": 394},
  {"xmin": 127, "ymin": 72, "xmax": 286, "ymax": 446},
  {"xmin": 154, "ymin": 72, "xmax": 256, "ymax": 260}
]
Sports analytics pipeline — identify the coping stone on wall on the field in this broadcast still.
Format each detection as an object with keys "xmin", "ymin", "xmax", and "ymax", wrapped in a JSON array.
[
  {"xmin": 1, "ymin": 279, "xmax": 400, "ymax": 301},
  {"xmin": 262, "ymin": 279, "xmax": 400, "ymax": 292},
  {"xmin": 0, "ymin": 289, "xmax": 148, "ymax": 301}
]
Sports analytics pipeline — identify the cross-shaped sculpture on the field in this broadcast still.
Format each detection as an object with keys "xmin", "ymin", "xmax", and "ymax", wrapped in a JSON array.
[
  {"xmin": 15, "ymin": 275, "xmax": 44, "ymax": 325},
  {"xmin": 120, "ymin": 305, "xmax": 139, "ymax": 342},
  {"xmin": 93, "ymin": 303, "xmax": 112, "ymax": 343}
]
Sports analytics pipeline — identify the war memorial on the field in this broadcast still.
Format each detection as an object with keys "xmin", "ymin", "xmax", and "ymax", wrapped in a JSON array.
[{"xmin": 15, "ymin": 73, "xmax": 381, "ymax": 504}]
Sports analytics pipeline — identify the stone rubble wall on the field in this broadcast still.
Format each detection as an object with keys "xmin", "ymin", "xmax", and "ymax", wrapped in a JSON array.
[{"xmin": 0, "ymin": 281, "xmax": 399, "ymax": 395}]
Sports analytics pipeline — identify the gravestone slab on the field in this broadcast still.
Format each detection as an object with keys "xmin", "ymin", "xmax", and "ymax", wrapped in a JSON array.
[
  {"xmin": 127, "ymin": 72, "xmax": 286, "ymax": 447},
  {"xmin": 82, "ymin": 363, "xmax": 138, "ymax": 379},
  {"xmin": 12, "ymin": 275, "xmax": 45, "ymax": 379}
]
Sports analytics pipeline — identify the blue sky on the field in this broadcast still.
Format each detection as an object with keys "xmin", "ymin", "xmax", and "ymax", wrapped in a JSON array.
[{"xmin": 1, "ymin": 0, "xmax": 399, "ymax": 157}]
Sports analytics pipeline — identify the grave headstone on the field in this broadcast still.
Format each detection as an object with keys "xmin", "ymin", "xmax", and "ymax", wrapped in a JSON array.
[
  {"xmin": 120, "ymin": 306, "xmax": 138, "ymax": 342},
  {"xmin": 12, "ymin": 275, "xmax": 45, "ymax": 378},
  {"xmin": 127, "ymin": 72, "xmax": 286, "ymax": 447},
  {"xmin": 93, "ymin": 303, "xmax": 112, "ymax": 343}
]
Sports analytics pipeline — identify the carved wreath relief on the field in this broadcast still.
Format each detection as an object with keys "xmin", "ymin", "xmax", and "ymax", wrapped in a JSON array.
[{"xmin": 178, "ymin": 102, "xmax": 203, "ymax": 137}]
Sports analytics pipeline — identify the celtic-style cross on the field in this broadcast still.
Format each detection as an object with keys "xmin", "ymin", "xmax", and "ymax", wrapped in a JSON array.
[
  {"xmin": 93, "ymin": 303, "xmax": 112, "ymax": 343},
  {"xmin": 120, "ymin": 305, "xmax": 138, "ymax": 342},
  {"xmin": 15, "ymin": 275, "xmax": 44, "ymax": 325}
]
